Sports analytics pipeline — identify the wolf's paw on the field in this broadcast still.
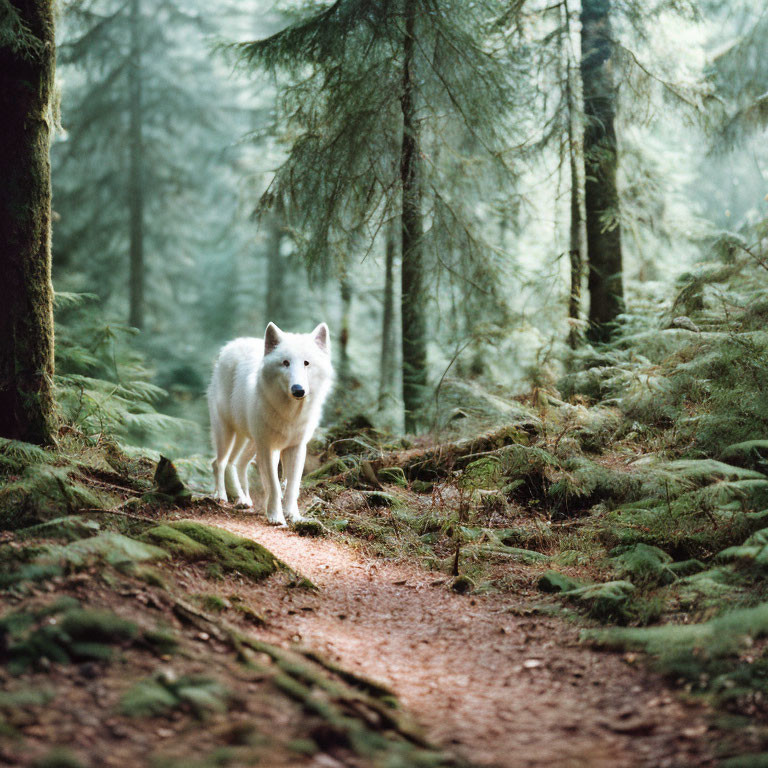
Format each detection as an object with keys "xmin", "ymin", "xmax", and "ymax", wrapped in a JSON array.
[{"xmin": 266, "ymin": 512, "xmax": 288, "ymax": 527}]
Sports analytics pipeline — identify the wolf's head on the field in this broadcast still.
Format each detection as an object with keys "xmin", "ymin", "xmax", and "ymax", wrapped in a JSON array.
[{"xmin": 261, "ymin": 322, "xmax": 334, "ymax": 402}]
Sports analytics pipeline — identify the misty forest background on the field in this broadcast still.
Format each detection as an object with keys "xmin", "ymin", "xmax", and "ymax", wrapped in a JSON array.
[
  {"xmin": 38, "ymin": 0, "xmax": 765, "ymax": 462},
  {"xmin": 4, "ymin": 0, "xmax": 768, "ymax": 764}
]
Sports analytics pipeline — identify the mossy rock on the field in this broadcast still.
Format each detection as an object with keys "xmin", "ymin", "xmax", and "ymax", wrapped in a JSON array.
[
  {"xmin": 39, "ymin": 533, "xmax": 168, "ymax": 571},
  {"xmin": 565, "ymin": 580, "xmax": 636, "ymax": 623},
  {"xmin": 459, "ymin": 457, "xmax": 503, "ymax": 490},
  {"xmin": 450, "ymin": 574, "xmax": 475, "ymax": 594},
  {"xmin": 667, "ymin": 558, "xmax": 706, "ymax": 577},
  {"xmin": 0, "ymin": 603, "xmax": 137, "ymax": 674},
  {"xmin": 476, "ymin": 544, "xmax": 550, "ymax": 564},
  {"xmin": 411, "ymin": 479, "xmax": 434, "ymax": 494},
  {"xmin": 610, "ymin": 543, "xmax": 674, "ymax": 586},
  {"xmin": 121, "ymin": 673, "xmax": 229, "ymax": 720},
  {"xmin": 538, "ymin": 571, "xmax": 580, "ymax": 594},
  {"xmin": 360, "ymin": 490, "xmax": 400, "ymax": 509},
  {"xmin": 292, "ymin": 519, "xmax": 326, "ymax": 537},
  {"xmin": 15, "ymin": 515, "xmax": 100, "ymax": 542},
  {"xmin": 140, "ymin": 524, "xmax": 209, "ymax": 558},
  {"xmin": 377, "ymin": 466, "xmax": 407, "ymax": 487},
  {"xmin": 141, "ymin": 521, "xmax": 280, "ymax": 581}
]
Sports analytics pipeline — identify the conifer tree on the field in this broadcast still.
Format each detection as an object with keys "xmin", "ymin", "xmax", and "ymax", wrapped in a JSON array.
[
  {"xmin": 0, "ymin": 0, "xmax": 58, "ymax": 444},
  {"xmin": 234, "ymin": 0, "xmax": 513, "ymax": 430},
  {"xmin": 52, "ymin": 0, "xmax": 238, "ymax": 337},
  {"xmin": 580, "ymin": 0, "xmax": 624, "ymax": 343}
]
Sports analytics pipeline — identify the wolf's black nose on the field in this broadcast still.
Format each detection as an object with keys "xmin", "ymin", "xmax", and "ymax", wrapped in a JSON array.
[{"xmin": 291, "ymin": 385, "xmax": 305, "ymax": 399}]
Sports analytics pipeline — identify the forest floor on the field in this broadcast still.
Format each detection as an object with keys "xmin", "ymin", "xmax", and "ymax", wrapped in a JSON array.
[
  {"xmin": 201, "ymin": 505, "xmax": 719, "ymax": 768},
  {"xmin": 5, "ymin": 404, "xmax": 768, "ymax": 767}
]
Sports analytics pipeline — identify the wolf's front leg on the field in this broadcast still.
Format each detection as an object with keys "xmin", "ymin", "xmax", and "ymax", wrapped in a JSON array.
[
  {"xmin": 257, "ymin": 449, "xmax": 286, "ymax": 526},
  {"xmin": 281, "ymin": 442, "xmax": 307, "ymax": 523}
]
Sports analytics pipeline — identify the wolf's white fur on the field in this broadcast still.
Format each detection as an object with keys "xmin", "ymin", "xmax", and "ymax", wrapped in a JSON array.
[{"xmin": 207, "ymin": 322, "xmax": 333, "ymax": 526}]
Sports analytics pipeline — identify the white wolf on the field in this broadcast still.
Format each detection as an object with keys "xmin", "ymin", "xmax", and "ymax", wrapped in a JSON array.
[{"xmin": 207, "ymin": 322, "xmax": 333, "ymax": 526}]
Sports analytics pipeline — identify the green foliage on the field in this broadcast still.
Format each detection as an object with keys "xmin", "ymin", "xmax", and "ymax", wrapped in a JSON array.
[
  {"xmin": 610, "ymin": 543, "xmax": 674, "ymax": 587},
  {"xmin": 31, "ymin": 750, "xmax": 86, "ymax": 768},
  {"xmin": 15, "ymin": 515, "xmax": 101, "ymax": 542},
  {"xmin": 584, "ymin": 601, "xmax": 768, "ymax": 695},
  {"xmin": 0, "ymin": 600, "xmax": 137, "ymax": 674},
  {"xmin": 0, "ymin": 462, "xmax": 114, "ymax": 531},
  {"xmin": 121, "ymin": 672, "xmax": 230, "ymax": 719},
  {"xmin": 140, "ymin": 521, "xmax": 280, "ymax": 581}
]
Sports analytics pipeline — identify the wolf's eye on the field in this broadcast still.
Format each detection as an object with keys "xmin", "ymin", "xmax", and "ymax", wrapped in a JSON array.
[
  {"xmin": 282, "ymin": 360, "xmax": 290, "ymax": 367},
  {"xmin": 304, "ymin": 360, "xmax": 310, "ymax": 366}
]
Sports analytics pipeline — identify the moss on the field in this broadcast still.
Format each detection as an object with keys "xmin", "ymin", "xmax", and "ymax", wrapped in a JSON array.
[
  {"xmin": 0, "ymin": 603, "xmax": 137, "ymax": 674},
  {"xmin": 141, "ymin": 628, "xmax": 179, "ymax": 655},
  {"xmin": 305, "ymin": 457, "xmax": 349, "ymax": 483},
  {"xmin": 361, "ymin": 490, "xmax": 401, "ymax": 508},
  {"xmin": 198, "ymin": 594, "xmax": 229, "ymax": 612},
  {"xmin": 140, "ymin": 525, "xmax": 209, "ymax": 558},
  {"xmin": 292, "ymin": 519, "xmax": 326, "ymax": 537},
  {"xmin": 450, "ymin": 574, "xmax": 475, "ymax": 594},
  {"xmin": 121, "ymin": 673, "xmax": 230, "ymax": 720},
  {"xmin": 15, "ymin": 515, "xmax": 100, "ymax": 542},
  {"xmin": 721, "ymin": 440, "xmax": 768, "ymax": 472},
  {"xmin": 377, "ymin": 466, "xmax": 407, "ymax": 487},
  {"xmin": 565, "ymin": 580, "xmax": 637, "ymax": 624},
  {"xmin": 610, "ymin": 543, "xmax": 674, "ymax": 587},
  {"xmin": 32, "ymin": 750, "xmax": 86, "ymax": 768},
  {"xmin": 141, "ymin": 521, "xmax": 280, "ymax": 582},
  {"xmin": 538, "ymin": 571, "xmax": 581, "ymax": 593}
]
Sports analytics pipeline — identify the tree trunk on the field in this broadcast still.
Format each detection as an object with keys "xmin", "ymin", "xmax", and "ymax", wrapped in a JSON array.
[
  {"xmin": 400, "ymin": 4, "xmax": 428, "ymax": 433},
  {"xmin": 378, "ymin": 219, "xmax": 398, "ymax": 410},
  {"xmin": 128, "ymin": 0, "xmax": 145, "ymax": 330},
  {"xmin": 580, "ymin": 0, "xmax": 623, "ymax": 343},
  {"xmin": 0, "ymin": 0, "xmax": 58, "ymax": 445},
  {"xmin": 338, "ymin": 275, "xmax": 352, "ymax": 385},
  {"xmin": 265, "ymin": 205, "xmax": 287, "ymax": 328},
  {"xmin": 564, "ymin": 2, "xmax": 583, "ymax": 350}
]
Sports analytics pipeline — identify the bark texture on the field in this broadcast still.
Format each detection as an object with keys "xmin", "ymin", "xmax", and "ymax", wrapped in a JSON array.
[
  {"xmin": 128, "ymin": 0, "xmax": 145, "ymax": 329},
  {"xmin": 580, "ymin": 0, "xmax": 624, "ymax": 343},
  {"xmin": 0, "ymin": 0, "xmax": 58, "ymax": 445},
  {"xmin": 378, "ymin": 219, "xmax": 398, "ymax": 411},
  {"xmin": 338, "ymin": 275, "xmax": 352, "ymax": 385},
  {"xmin": 400, "ymin": 5, "xmax": 428, "ymax": 433}
]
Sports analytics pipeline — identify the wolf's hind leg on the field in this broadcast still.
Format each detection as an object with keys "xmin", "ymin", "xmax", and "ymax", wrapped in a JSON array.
[
  {"xmin": 281, "ymin": 442, "xmax": 307, "ymax": 523},
  {"xmin": 212, "ymin": 420, "xmax": 237, "ymax": 503},
  {"xmin": 234, "ymin": 440, "xmax": 258, "ymax": 507}
]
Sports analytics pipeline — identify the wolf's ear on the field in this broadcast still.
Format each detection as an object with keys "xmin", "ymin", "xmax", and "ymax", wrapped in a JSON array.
[
  {"xmin": 312, "ymin": 322, "xmax": 330, "ymax": 355},
  {"xmin": 264, "ymin": 322, "xmax": 283, "ymax": 355}
]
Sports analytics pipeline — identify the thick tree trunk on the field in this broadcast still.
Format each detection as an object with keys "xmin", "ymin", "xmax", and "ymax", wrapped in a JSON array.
[
  {"xmin": 265, "ymin": 206, "xmax": 288, "ymax": 328},
  {"xmin": 400, "ymin": 4, "xmax": 428, "ymax": 433},
  {"xmin": 128, "ymin": 0, "xmax": 145, "ymax": 330},
  {"xmin": 378, "ymin": 219, "xmax": 398, "ymax": 411},
  {"xmin": 0, "ymin": 0, "xmax": 56, "ymax": 444},
  {"xmin": 0, "ymin": 0, "xmax": 58, "ymax": 445},
  {"xmin": 580, "ymin": 0, "xmax": 623, "ymax": 343}
]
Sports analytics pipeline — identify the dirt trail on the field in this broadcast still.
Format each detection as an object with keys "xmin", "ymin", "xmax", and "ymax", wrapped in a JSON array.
[{"xmin": 202, "ymin": 511, "xmax": 714, "ymax": 768}]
